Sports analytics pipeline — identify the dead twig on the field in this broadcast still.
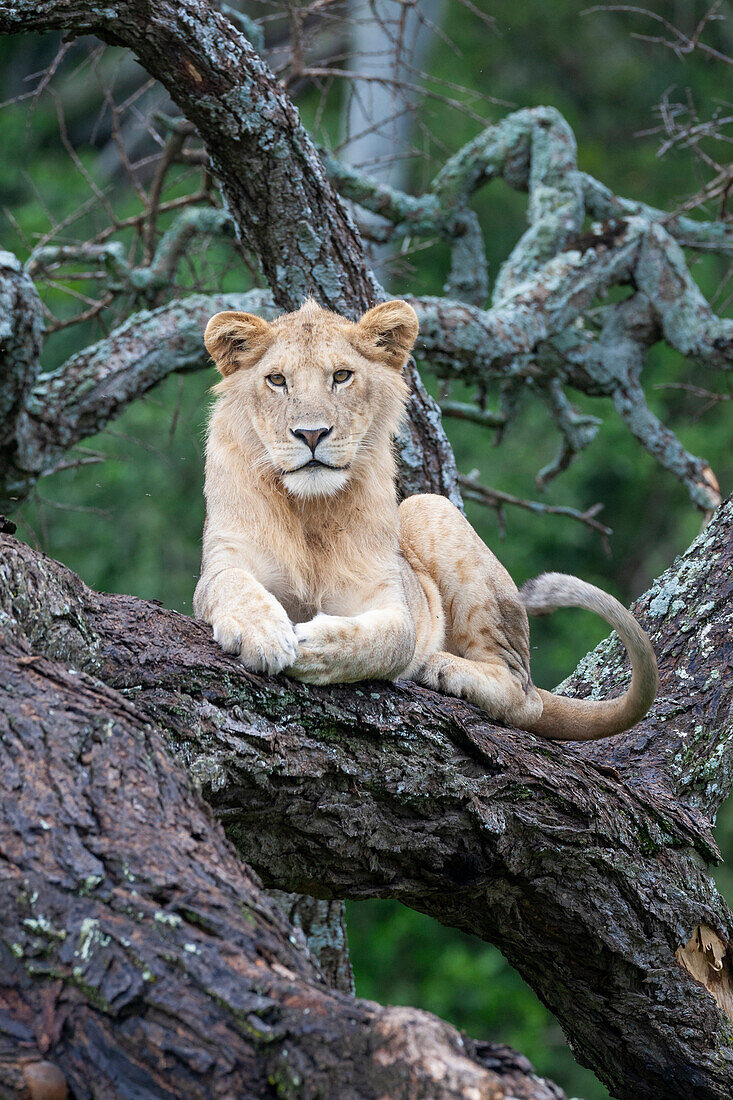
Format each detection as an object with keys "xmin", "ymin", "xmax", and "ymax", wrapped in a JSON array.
[{"xmin": 458, "ymin": 472, "xmax": 612, "ymax": 552}]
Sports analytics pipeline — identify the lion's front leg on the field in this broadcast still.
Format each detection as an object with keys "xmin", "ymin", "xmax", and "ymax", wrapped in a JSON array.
[
  {"xmin": 194, "ymin": 539, "xmax": 299, "ymax": 675},
  {"xmin": 197, "ymin": 571, "xmax": 299, "ymax": 675},
  {"xmin": 287, "ymin": 606, "xmax": 416, "ymax": 684}
]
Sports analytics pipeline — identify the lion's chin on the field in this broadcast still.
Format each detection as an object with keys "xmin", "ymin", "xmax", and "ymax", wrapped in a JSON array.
[{"xmin": 281, "ymin": 466, "xmax": 350, "ymax": 499}]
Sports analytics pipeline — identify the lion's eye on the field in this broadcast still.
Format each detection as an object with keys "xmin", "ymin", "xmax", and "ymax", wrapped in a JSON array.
[
  {"xmin": 333, "ymin": 369, "xmax": 353, "ymax": 384},
  {"xmin": 267, "ymin": 372, "xmax": 287, "ymax": 388}
]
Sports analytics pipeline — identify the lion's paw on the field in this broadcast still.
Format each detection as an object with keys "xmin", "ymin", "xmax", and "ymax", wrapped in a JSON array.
[
  {"xmin": 212, "ymin": 611, "xmax": 298, "ymax": 675},
  {"xmin": 287, "ymin": 615, "xmax": 353, "ymax": 684}
]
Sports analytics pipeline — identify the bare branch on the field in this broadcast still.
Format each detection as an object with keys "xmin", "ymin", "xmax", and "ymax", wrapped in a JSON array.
[
  {"xmin": 438, "ymin": 399, "xmax": 506, "ymax": 430},
  {"xmin": 458, "ymin": 472, "xmax": 612, "ymax": 546}
]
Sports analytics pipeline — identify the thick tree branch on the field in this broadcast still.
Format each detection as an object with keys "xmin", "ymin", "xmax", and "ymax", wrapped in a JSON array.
[
  {"xmin": 581, "ymin": 172, "xmax": 733, "ymax": 254},
  {"xmin": 1, "ymin": 496, "xmax": 732, "ymax": 1099},
  {"xmin": 0, "ymin": 251, "xmax": 43, "ymax": 450}
]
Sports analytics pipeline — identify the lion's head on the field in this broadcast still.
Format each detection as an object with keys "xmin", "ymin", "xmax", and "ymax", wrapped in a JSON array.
[{"xmin": 204, "ymin": 298, "xmax": 418, "ymax": 499}]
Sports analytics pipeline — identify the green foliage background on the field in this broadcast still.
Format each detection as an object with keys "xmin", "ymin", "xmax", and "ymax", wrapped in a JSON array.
[{"xmin": 2, "ymin": 4, "xmax": 733, "ymax": 1097}]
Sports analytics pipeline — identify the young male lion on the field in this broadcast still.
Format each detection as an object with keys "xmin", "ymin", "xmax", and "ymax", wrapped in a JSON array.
[{"xmin": 194, "ymin": 298, "xmax": 658, "ymax": 740}]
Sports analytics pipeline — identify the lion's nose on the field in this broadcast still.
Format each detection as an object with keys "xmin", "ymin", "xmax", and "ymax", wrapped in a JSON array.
[{"xmin": 290, "ymin": 425, "xmax": 333, "ymax": 453}]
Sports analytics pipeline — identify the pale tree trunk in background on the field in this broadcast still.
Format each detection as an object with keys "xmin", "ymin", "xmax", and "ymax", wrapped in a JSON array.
[
  {"xmin": 344, "ymin": 0, "xmax": 446, "ymax": 185},
  {"xmin": 344, "ymin": 0, "xmax": 446, "ymax": 278}
]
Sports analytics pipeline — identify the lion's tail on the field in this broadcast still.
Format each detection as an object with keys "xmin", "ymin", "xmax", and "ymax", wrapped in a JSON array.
[{"xmin": 518, "ymin": 572, "xmax": 658, "ymax": 741}]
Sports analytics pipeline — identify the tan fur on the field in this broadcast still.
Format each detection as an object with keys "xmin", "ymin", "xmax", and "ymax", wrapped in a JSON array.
[{"xmin": 194, "ymin": 299, "xmax": 658, "ymax": 740}]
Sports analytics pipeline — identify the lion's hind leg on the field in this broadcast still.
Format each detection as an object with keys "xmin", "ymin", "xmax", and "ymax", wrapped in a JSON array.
[
  {"xmin": 416, "ymin": 651, "xmax": 541, "ymax": 728},
  {"xmin": 399, "ymin": 493, "xmax": 542, "ymax": 728}
]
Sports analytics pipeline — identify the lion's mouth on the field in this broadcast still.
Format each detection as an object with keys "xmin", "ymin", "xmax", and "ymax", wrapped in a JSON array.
[{"xmin": 289, "ymin": 459, "xmax": 350, "ymax": 473}]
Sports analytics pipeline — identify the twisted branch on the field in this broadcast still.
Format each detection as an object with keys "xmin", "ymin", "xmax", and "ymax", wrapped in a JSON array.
[{"xmin": 6, "ymin": 90, "xmax": 732, "ymax": 513}]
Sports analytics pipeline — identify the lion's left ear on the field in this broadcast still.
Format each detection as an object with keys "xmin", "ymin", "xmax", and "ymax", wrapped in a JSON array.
[{"xmin": 352, "ymin": 300, "xmax": 419, "ymax": 370}]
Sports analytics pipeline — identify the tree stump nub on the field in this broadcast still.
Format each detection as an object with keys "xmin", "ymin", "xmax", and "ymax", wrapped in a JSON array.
[{"xmin": 22, "ymin": 1061, "xmax": 68, "ymax": 1100}]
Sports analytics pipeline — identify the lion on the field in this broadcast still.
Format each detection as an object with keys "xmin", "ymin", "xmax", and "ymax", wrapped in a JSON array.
[{"xmin": 193, "ymin": 298, "xmax": 658, "ymax": 740}]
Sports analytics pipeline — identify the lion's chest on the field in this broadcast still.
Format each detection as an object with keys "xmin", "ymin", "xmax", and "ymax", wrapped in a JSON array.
[
  {"xmin": 259, "ymin": 537, "xmax": 373, "ymax": 623},
  {"xmin": 250, "ymin": 504, "xmax": 402, "ymax": 622},
  {"xmin": 269, "ymin": 569, "xmax": 368, "ymax": 624}
]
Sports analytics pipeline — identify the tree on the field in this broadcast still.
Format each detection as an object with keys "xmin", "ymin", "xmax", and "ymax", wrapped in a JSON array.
[{"xmin": 1, "ymin": 1, "xmax": 732, "ymax": 1097}]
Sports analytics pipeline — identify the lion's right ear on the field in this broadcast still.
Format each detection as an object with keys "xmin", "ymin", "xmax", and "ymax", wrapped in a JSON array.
[{"xmin": 204, "ymin": 311, "xmax": 274, "ymax": 376}]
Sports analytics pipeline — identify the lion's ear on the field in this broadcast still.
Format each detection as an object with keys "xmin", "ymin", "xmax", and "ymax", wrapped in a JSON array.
[
  {"xmin": 353, "ymin": 300, "xmax": 419, "ymax": 370},
  {"xmin": 204, "ymin": 311, "xmax": 273, "ymax": 376}
]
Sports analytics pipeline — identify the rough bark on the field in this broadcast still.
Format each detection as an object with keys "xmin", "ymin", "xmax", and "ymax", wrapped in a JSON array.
[
  {"xmin": 0, "ymin": 250, "xmax": 45, "ymax": 510},
  {"xmin": 1, "ymin": 494, "xmax": 732, "ymax": 1099},
  {"xmin": 0, "ymin": 252, "xmax": 43, "ymax": 448},
  {"xmin": 0, "ymin": 631, "xmax": 566, "ymax": 1100}
]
